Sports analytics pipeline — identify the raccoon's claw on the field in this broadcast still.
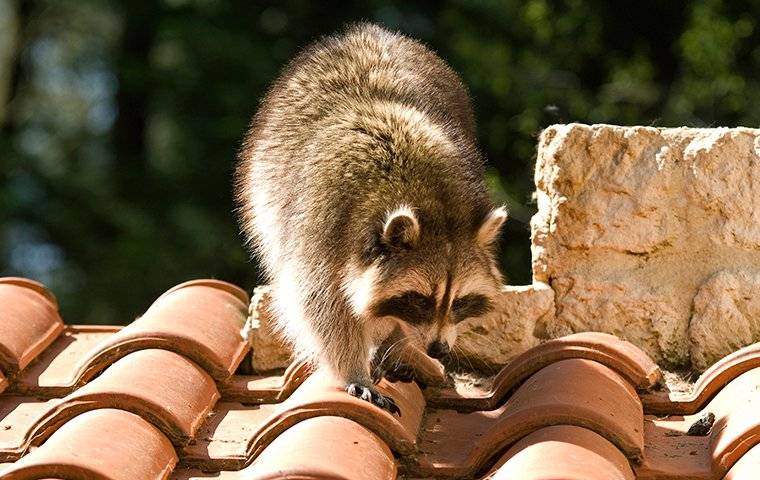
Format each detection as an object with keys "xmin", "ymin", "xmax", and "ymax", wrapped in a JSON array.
[
  {"xmin": 384, "ymin": 363, "xmax": 415, "ymax": 383},
  {"xmin": 346, "ymin": 383, "xmax": 401, "ymax": 416}
]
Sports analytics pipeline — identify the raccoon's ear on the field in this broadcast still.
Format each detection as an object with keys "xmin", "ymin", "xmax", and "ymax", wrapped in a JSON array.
[
  {"xmin": 382, "ymin": 207, "xmax": 420, "ymax": 249},
  {"xmin": 477, "ymin": 206, "xmax": 508, "ymax": 247}
]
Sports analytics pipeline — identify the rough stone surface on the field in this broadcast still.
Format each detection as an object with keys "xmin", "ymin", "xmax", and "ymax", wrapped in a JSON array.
[
  {"xmin": 246, "ymin": 283, "xmax": 553, "ymax": 373},
  {"xmin": 532, "ymin": 124, "xmax": 760, "ymax": 369},
  {"xmin": 455, "ymin": 282, "xmax": 554, "ymax": 369},
  {"xmin": 689, "ymin": 270, "xmax": 760, "ymax": 371},
  {"xmin": 241, "ymin": 286, "xmax": 293, "ymax": 372}
]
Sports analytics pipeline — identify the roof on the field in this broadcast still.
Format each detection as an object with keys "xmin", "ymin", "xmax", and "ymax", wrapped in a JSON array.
[{"xmin": 0, "ymin": 276, "xmax": 759, "ymax": 479}]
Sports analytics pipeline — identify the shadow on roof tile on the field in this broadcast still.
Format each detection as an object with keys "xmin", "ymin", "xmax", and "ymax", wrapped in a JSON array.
[
  {"xmin": 26, "ymin": 349, "xmax": 219, "ymax": 449},
  {"xmin": 0, "ymin": 278, "xmax": 64, "ymax": 376},
  {"xmin": 182, "ymin": 369, "xmax": 425, "ymax": 471},
  {"xmin": 0, "ymin": 396, "xmax": 57, "ymax": 462},
  {"xmin": 13, "ymin": 326, "xmax": 120, "ymax": 397},
  {"xmin": 181, "ymin": 401, "xmax": 277, "ymax": 470},
  {"xmin": 247, "ymin": 415, "xmax": 397, "ymax": 480},
  {"xmin": 252, "ymin": 370, "xmax": 425, "ymax": 457},
  {"xmin": 64, "ymin": 279, "xmax": 250, "ymax": 387},
  {"xmin": 0, "ymin": 408, "xmax": 177, "ymax": 480},
  {"xmin": 642, "ymin": 341, "xmax": 760, "ymax": 415},
  {"xmin": 219, "ymin": 359, "xmax": 313, "ymax": 404},
  {"xmin": 174, "ymin": 416, "xmax": 397, "ymax": 480},
  {"xmin": 637, "ymin": 366, "xmax": 760, "ymax": 479},
  {"xmin": 427, "ymin": 332, "xmax": 662, "ymax": 412}
]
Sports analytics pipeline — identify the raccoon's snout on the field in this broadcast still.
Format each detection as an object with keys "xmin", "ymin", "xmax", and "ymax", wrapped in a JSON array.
[{"xmin": 426, "ymin": 340, "xmax": 450, "ymax": 359}]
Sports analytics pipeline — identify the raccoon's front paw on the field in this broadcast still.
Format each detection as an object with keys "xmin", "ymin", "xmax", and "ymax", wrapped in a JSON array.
[
  {"xmin": 383, "ymin": 363, "xmax": 415, "ymax": 383},
  {"xmin": 346, "ymin": 383, "xmax": 401, "ymax": 416}
]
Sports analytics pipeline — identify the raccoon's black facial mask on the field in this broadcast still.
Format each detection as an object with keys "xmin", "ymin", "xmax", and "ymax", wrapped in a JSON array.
[
  {"xmin": 372, "ymin": 291, "xmax": 493, "ymax": 325},
  {"xmin": 373, "ymin": 291, "xmax": 434, "ymax": 325},
  {"xmin": 451, "ymin": 294, "xmax": 492, "ymax": 322}
]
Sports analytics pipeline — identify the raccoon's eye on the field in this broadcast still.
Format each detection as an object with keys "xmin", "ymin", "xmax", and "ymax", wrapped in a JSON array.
[
  {"xmin": 373, "ymin": 291, "xmax": 434, "ymax": 324},
  {"xmin": 451, "ymin": 294, "xmax": 492, "ymax": 323}
]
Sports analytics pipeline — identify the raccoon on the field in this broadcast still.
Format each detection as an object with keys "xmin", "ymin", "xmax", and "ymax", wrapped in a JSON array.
[{"xmin": 235, "ymin": 23, "xmax": 506, "ymax": 414}]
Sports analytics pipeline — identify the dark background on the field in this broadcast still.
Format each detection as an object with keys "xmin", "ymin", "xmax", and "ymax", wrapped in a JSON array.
[{"xmin": 2, "ymin": 0, "xmax": 759, "ymax": 324}]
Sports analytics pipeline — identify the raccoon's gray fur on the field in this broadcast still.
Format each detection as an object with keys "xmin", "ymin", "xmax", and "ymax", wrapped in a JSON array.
[{"xmin": 235, "ymin": 23, "xmax": 506, "ymax": 412}]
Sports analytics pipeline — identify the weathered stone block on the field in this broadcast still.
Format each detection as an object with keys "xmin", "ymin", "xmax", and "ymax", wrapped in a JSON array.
[
  {"xmin": 690, "ymin": 270, "xmax": 760, "ymax": 371},
  {"xmin": 532, "ymin": 124, "xmax": 760, "ymax": 369},
  {"xmin": 240, "ymin": 286, "xmax": 293, "ymax": 372},
  {"xmin": 455, "ymin": 282, "xmax": 554, "ymax": 369}
]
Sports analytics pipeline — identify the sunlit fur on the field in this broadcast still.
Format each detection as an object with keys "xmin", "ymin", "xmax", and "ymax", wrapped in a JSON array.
[{"xmin": 235, "ymin": 23, "xmax": 505, "ymax": 387}]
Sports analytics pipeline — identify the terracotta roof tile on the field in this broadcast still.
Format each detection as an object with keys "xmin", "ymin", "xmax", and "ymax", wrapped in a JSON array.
[
  {"xmin": 0, "ymin": 278, "xmax": 64, "ymax": 376},
  {"xmin": 70, "ymin": 279, "xmax": 250, "ymax": 384},
  {"xmin": 637, "ymin": 366, "xmax": 760, "ymax": 479},
  {"xmin": 29, "ymin": 348, "xmax": 219, "ymax": 447},
  {"xmin": 257, "ymin": 370, "xmax": 425, "ymax": 457},
  {"xmin": 13, "ymin": 326, "xmax": 120, "ymax": 397},
  {"xmin": 411, "ymin": 358, "xmax": 644, "ymax": 478},
  {"xmin": 246, "ymin": 416, "xmax": 397, "ymax": 480},
  {"xmin": 1, "ymin": 275, "xmax": 760, "ymax": 479},
  {"xmin": 174, "ymin": 417, "xmax": 397, "ymax": 480},
  {"xmin": 724, "ymin": 443, "xmax": 760, "ymax": 480},
  {"xmin": 218, "ymin": 359, "xmax": 312, "ymax": 403},
  {"xmin": 642, "ymin": 341, "xmax": 760, "ymax": 415},
  {"xmin": 0, "ymin": 408, "xmax": 177, "ymax": 480},
  {"xmin": 0, "ymin": 396, "xmax": 57, "ymax": 461},
  {"xmin": 428, "ymin": 332, "xmax": 662, "ymax": 412},
  {"xmin": 486, "ymin": 426, "xmax": 636, "ymax": 480},
  {"xmin": 180, "ymin": 401, "xmax": 277, "ymax": 470}
]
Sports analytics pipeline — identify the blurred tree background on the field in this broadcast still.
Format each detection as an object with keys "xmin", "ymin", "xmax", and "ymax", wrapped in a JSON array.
[{"xmin": 1, "ymin": 0, "xmax": 759, "ymax": 324}]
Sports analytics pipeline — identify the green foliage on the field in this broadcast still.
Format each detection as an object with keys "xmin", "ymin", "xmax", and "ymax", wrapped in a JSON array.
[{"xmin": 2, "ymin": 0, "xmax": 760, "ymax": 324}]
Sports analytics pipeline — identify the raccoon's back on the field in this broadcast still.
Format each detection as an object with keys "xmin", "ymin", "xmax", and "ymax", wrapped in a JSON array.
[
  {"xmin": 236, "ymin": 23, "xmax": 486, "ymax": 279},
  {"xmin": 256, "ymin": 23, "xmax": 475, "ymax": 143}
]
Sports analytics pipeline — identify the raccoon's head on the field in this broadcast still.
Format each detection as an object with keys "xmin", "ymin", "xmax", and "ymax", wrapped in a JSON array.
[{"xmin": 343, "ymin": 205, "xmax": 507, "ymax": 360}]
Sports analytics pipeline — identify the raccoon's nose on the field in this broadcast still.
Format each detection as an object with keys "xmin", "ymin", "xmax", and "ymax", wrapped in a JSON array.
[{"xmin": 426, "ymin": 340, "xmax": 450, "ymax": 359}]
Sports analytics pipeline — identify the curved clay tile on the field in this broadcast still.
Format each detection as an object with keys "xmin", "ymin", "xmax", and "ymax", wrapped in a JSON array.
[
  {"xmin": 181, "ymin": 370, "xmax": 424, "ymax": 472},
  {"xmin": 27, "ymin": 349, "xmax": 219, "ymax": 447},
  {"xmin": 180, "ymin": 401, "xmax": 278, "ymax": 470},
  {"xmin": 0, "ymin": 397, "xmax": 58, "ymax": 462},
  {"xmin": 0, "ymin": 277, "xmax": 64, "ymax": 376},
  {"xmin": 246, "ymin": 416, "xmax": 397, "ymax": 480},
  {"xmin": 412, "ymin": 359, "xmax": 644, "ymax": 478},
  {"xmin": 428, "ymin": 332, "xmax": 661, "ymax": 412},
  {"xmin": 642, "ymin": 341, "xmax": 760, "ymax": 415},
  {"xmin": 637, "ymin": 366, "xmax": 760, "ymax": 479},
  {"xmin": 0, "ymin": 408, "xmax": 177, "ymax": 480},
  {"xmin": 485, "ymin": 426, "xmax": 635, "ymax": 480},
  {"xmin": 724, "ymin": 443, "xmax": 760, "ymax": 480},
  {"xmin": 706, "ymin": 367, "xmax": 760, "ymax": 473},
  {"xmin": 13, "ymin": 325, "xmax": 121, "ymax": 397},
  {"xmin": 249, "ymin": 370, "xmax": 424, "ymax": 461},
  {"xmin": 219, "ymin": 359, "xmax": 313, "ymax": 403},
  {"xmin": 68, "ymin": 279, "xmax": 249, "ymax": 385}
]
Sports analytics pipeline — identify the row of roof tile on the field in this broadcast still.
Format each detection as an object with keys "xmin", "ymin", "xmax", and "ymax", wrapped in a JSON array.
[{"xmin": 0, "ymin": 276, "xmax": 759, "ymax": 479}]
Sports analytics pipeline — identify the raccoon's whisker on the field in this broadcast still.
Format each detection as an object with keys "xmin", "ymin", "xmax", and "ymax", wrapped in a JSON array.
[
  {"xmin": 451, "ymin": 344, "xmax": 479, "ymax": 375},
  {"xmin": 377, "ymin": 335, "xmax": 413, "ymax": 368}
]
